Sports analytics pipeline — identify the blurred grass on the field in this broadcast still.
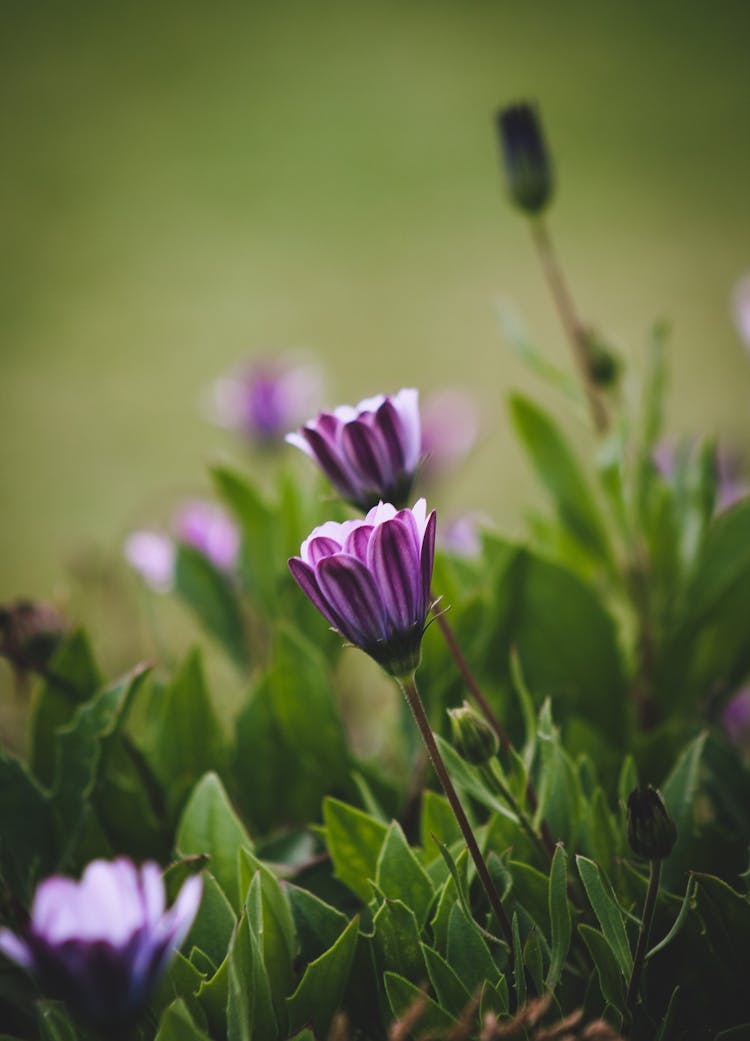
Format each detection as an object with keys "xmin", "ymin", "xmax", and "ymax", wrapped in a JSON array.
[{"xmin": 2, "ymin": 0, "xmax": 750, "ymax": 612}]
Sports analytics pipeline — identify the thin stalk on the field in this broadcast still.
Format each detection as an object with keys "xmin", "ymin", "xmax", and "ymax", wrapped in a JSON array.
[
  {"xmin": 626, "ymin": 859, "xmax": 661, "ymax": 1013},
  {"xmin": 398, "ymin": 673, "xmax": 514, "ymax": 947},
  {"xmin": 530, "ymin": 217, "xmax": 608, "ymax": 434}
]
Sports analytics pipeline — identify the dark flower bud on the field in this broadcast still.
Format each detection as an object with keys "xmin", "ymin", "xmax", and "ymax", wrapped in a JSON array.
[
  {"xmin": 495, "ymin": 102, "xmax": 554, "ymax": 216},
  {"xmin": 583, "ymin": 329, "xmax": 621, "ymax": 388},
  {"xmin": 627, "ymin": 786, "xmax": 677, "ymax": 861},
  {"xmin": 448, "ymin": 702, "xmax": 499, "ymax": 765},
  {"xmin": 0, "ymin": 600, "xmax": 66, "ymax": 675}
]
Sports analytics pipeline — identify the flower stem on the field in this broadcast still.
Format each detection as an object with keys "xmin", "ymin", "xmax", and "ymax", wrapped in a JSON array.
[
  {"xmin": 626, "ymin": 858, "xmax": 661, "ymax": 1014},
  {"xmin": 398, "ymin": 673, "xmax": 514, "ymax": 947},
  {"xmin": 530, "ymin": 217, "xmax": 608, "ymax": 434}
]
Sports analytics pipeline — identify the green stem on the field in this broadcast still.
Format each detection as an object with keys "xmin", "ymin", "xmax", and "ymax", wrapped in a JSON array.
[
  {"xmin": 626, "ymin": 858, "xmax": 661, "ymax": 1013},
  {"xmin": 397, "ymin": 673, "xmax": 514, "ymax": 948},
  {"xmin": 530, "ymin": 217, "xmax": 608, "ymax": 434}
]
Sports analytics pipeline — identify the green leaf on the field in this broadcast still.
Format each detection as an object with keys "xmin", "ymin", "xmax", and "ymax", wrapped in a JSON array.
[
  {"xmin": 582, "ymin": 787, "xmax": 620, "ymax": 868},
  {"xmin": 420, "ymin": 790, "xmax": 462, "ymax": 855},
  {"xmin": 508, "ymin": 392, "xmax": 612, "ymax": 567},
  {"xmin": 149, "ymin": 950, "xmax": 206, "ymax": 1025},
  {"xmin": 155, "ymin": 999, "xmax": 213, "ymax": 1041},
  {"xmin": 434, "ymin": 735, "xmax": 518, "ymax": 822},
  {"xmin": 647, "ymin": 876, "xmax": 696, "ymax": 962},
  {"xmin": 174, "ymin": 542, "xmax": 249, "ymax": 669},
  {"xmin": 373, "ymin": 898, "xmax": 425, "ymax": 980},
  {"xmin": 244, "ymin": 860, "xmax": 295, "ymax": 1026},
  {"xmin": 546, "ymin": 844, "xmax": 571, "ymax": 989},
  {"xmin": 446, "ymin": 903, "xmax": 499, "ymax": 993},
  {"xmin": 536, "ymin": 701, "xmax": 583, "ymax": 845},
  {"xmin": 0, "ymin": 751, "xmax": 55, "ymax": 902},
  {"xmin": 287, "ymin": 884, "xmax": 349, "ymax": 963},
  {"xmin": 176, "ymin": 772, "xmax": 253, "ymax": 912},
  {"xmin": 511, "ymin": 912, "xmax": 526, "ymax": 1008},
  {"xmin": 181, "ymin": 870, "xmax": 237, "ymax": 970},
  {"xmin": 384, "ymin": 972, "xmax": 457, "ymax": 1035},
  {"xmin": 661, "ymin": 732, "xmax": 708, "ymax": 893},
  {"xmin": 322, "ymin": 797, "xmax": 388, "ymax": 902},
  {"xmin": 49, "ymin": 663, "xmax": 150, "ymax": 867},
  {"xmin": 496, "ymin": 300, "xmax": 580, "ymax": 401},
  {"xmin": 421, "ymin": 943, "xmax": 471, "ymax": 1017},
  {"xmin": 235, "ymin": 625, "xmax": 351, "ymax": 833},
  {"xmin": 375, "ymin": 821, "xmax": 435, "ymax": 929},
  {"xmin": 576, "ymin": 855, "xmax": 632, "ymax": 978},
  {"xmin": 146, "ymin": 649, "xmax": 224, "ymax": 818},
  {"xmin": 286, "ymin": 916, "xmax": 359, "ymax": 1037},
  {"xmin": 227, "ymin": 914, "xmax": 276, "ymax": 1041},
  {"xmin": 578, "ymin": 924, "xmax": 627, "ymax": 1013},
  {"xmin": 36, "ymin": 1003, "xmax": 80, "ymax": 1041},
  {"xmin": 30, "ymin": 630, "xmax": 101, "ymax": 787},
  {"xmin": 508, "ymin": 860, "xmax": 549, "ymax": 929}
]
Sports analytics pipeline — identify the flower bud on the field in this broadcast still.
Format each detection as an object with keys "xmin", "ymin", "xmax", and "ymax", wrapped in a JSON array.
[
  {"xmin": 495, "ymin": 102, "xmax": 553, "ymax": 216},
  {"xmin": 583, "ymin": 329, "xmax": 621, "ymax": 388},
  {"xmin": 0, "ymin": 600, "xmax": 66, "ymax": 675},
  {"xmin": 627, "ymin": 786, "xmax": 677, "ymax": 861},
  {"xmin": 448, "ymin": 702, "xmax": 499, "ymax": 765}
]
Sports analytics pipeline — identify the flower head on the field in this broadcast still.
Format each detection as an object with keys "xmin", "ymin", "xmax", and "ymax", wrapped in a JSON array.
[
  {"xmin": 419, "ymin": 388, "xmax": 480, "ymax": 483},
  {"xmin": 287, "ymin": 388, "xmax": 422, "ymax": 512},
  {"xmin": 125, "ymin": 500, "xmax": 239, "ymax": 592},
  {"xmin": 626, "ymin": 787, "xmax": 677, "ymax": 861},
  {"xmin": 0, "ymin": 599, "xmax": 67, "ymax": 675},
  {"xmin": 210, "ymin": 355, "xmax": 323, "ymax": 445},
  {"xmin": 448, "ymin": 701, "xmax": 499, "ymax": 765},
  {"xmin": 495, "ymin": 102, "xmax": 554, "ymax": 215},
  {"xmin": 288, "ymin": 499, "xmax": 436, "ymax": 677},
  {"xmin": 0, "ymin": 858, "xmax": 202, "ymax": 1032}
]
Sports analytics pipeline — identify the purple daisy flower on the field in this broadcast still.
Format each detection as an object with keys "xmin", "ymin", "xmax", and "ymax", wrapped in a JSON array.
[
  {"xmin": 288, "ymin": 498, "xmax": 436, "ymax": 678},
  {"xmin": 286, "ymin": 388, "xmax": 422, "ymax": 512},
  {"xmin": 0, "ymin": 858, "xmax": 202, "ymax": 1033}
]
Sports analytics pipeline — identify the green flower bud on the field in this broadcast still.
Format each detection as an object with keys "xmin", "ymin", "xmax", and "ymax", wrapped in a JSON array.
[
  {"xmin": 627, "ymin": 786, "xmax": 677, "ymax": 861},
  {"xmin": 583, "ymin": 329, "xmax": 621, "ymax": 388},
  {"xmin": 495, "ymin": 102, "xmax": 554, "ymax": 216},
  {"xmin": 448, "ymin": 702, "xmax": 499, "ymax": 766}
]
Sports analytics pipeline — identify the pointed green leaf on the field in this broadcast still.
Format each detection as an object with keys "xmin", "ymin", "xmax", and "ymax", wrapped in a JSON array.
[
  {"xmin": 375, "ymin": 821, "xmax": 435, "ymax": 928},
  {"xmin": 244, "ymin": 862, "xmax": 294, "ymax": 1025},
  {"xmin": 323, "ymin": 797, "xmax": 388, "ymax": 902},
  {"xmin": 661, "ymin": 732, "xmax": 708, "ymax": 893},
  {"xmin": 287, "ymin": 884, "xmax": 349, "ymax": 963},
  {"xmin": 182, "ymin": 871, "xmax": 236, "ymax": 970},
  {"xmin": 0, "ymin": 751, "xmax": 55, "ymax": 901},
  {"xmin": 420, "ymin": 790, "xmax": 461, "ymax": 854},
  {"xmin": 175, "ymin": 542, "xmax": 249, "ymax": 669},
  {"xmin": 578, "ymin": 924, "xmax": 627, "ymax": 1013},
  {"xmin": 546, "ymin": 844, "xmax": 571, "ymax": 989},
  {"xmin": 372, "ymin": 898, "xmax": 424, "ymax": 981},
  {"xmin": 576, "ymin": 855, "xmax": 632, "ymax": 978},
  {"xmin": 286, "ymin": 916, "xmax": 359, "ymax": 1037},
  {"xmin": 421, "ymin": 943, "xmax": 471, "ymax": 1017},
  {"xmin": 447, "ymin": 903, "xmax": 500, "ymax": 993},
  {"xmin": 511, "ymin": 912, "xmax": 526, "ymax": 1008},
  {"xmin": 176, "ymin": 772, "xmax": 253, "ymax": 911},
  {"xmin": 155, "ymin": 998, "xmax": 213, "ymax": 1041},
  {"xmin": 384, "ymin": 972, "xmax": 457, "ymax": 1035}
]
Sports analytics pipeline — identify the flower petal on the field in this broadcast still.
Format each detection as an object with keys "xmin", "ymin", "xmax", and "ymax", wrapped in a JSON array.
[
  {"xmin": 369, "ymin": 516, "xmax": 421, "ymax": 631},
  {"xmin": 419, "ymin": 509, "xmax": 437, "ymax": 616},
  {"xmin": 301, "ymin": 426, "xmax": 357, "ymax": 499},
  {"xmin": 393, "ymin": 388, "xmax": 421, "ymax": 470},
  {"xmin": 341, "ymin": 419, "xmax": 388, "ymax": 489},
  {"xmin": 374, "ymin": 398, "xmax": 406, "ymax": 473},
  {"xmin": 288, "ymin": 558, "xmax": 345, "ymax": 634},
  {"xmin": 315, "ymin": 554, "xmax": 388, "ymax": 647},
  {"xmin": 344, "ymin": 524, "xmax": 374, "ymax": 562},
  {"xmin": 0, "ymin": 929, "xmax": 33, "ymax": 969}
]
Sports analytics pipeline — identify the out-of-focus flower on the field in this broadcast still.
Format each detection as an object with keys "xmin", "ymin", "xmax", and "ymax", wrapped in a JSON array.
[
  {"xmin": 0, "ymin": 600, "xmax": 66, "ymax": 675},
  {"xmin": 0, "ymin": 858, "xmax": 202, "ymax": 1033},
  {"xmin": 125, "ymin": 501, "xmax": 239, "ymax": 592},
  {"xmin": 288, "ymin": 499, "xmax": 436, "ymax": 678},
  {"xmin": 715, "ymin": 445, "xmax": 748, "ymax": 512},
  {"xmin": 495, "ymin": 102, "xmax": 553, "ymax": 216},
  {"xmin": 721, "ymin": 688, "xmax": 750, "ymax": 749},
  {"xmin": 731, "ymin": 272, "xmax": 750, "ymax": 348},
  {"xmin": 173, "ymin": 500, "xmax": 240, "ymax": 572},
  {"xmin": 287, "ymin": 388, "xmax": 422, "ymax": 512},
  {"xmin": 210, "ymin": 355, "xmax": 323, "ymax": 445},
  {"xmin": 448, "ymin": 701, "xmax": 499, "ymax": 765},
  {"xmin": 626, "ymin": 787, "xmax": 677, "ymax": 861},
  {"xmin": 439, "ymin": 513, "xmax": 485, "ymax": 558},
  {"xmin": 419, "ymin": 389, "xmax": 480, "ymax": 482}
]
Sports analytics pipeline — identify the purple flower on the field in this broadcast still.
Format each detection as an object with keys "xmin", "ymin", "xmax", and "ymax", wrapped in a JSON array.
[
  {"xmin": 125, "ymin": 501, "xmax": 239, "ymax": 592},
  {"xmin": 722, "ymin": 688, "xmax": 750, "ymax": 749},
  {"xmin": 210, "ymin": 355, "xmax": 323, "ymax": 445},
  {"xmin": 288, "ymin": 499, "xmax": 436, "ymax": 678},
  {"xmin": 286, "ymin": 388, "xmax": 422, "ymax": 512},
  {"xmin": 732, "ymin": 273, "xmax": 750, "ymax": 350},
  {"xmin": 0, "ymin": 858, "xmax": 202, "ymax": 1032}
]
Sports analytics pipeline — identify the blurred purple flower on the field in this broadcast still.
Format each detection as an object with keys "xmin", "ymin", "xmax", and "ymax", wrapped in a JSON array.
[
  {"xmin": 173, "ymin": 500, "xmax": 240, "ymax": 572},
  {"xmin": 124, "ymin": 531, "xmax": 176, "ymax": 593},
  {"xmin": 287, "ymin": 388, "xmax": 421, "ymax": 512},
  {"xmin": 721, "ymin": 688, "xmax": 750, "ymax": 749},
  {"xmin": 439, "ymin": 513, "xmax": 485, "ymax": 558},
  {"xmin": 0, "ymin": 858, "xmax": 202, "ymax": 1032},
  {"xmin": 289, "ymin": 498, "xmax": 436, "ymax": 678},
  {"xmin": 125, "ymin": 501, "xmax": 239, "ymax": 592},
  {"xmin": 211, "ymin": 355, "xmax": 323, "ymax": 445},
  {"xmin": 419, "ymin": 388, "xmax": 480, "ymax": 482},
  {"xmin": 731, "ymin": 273, "xmax": 750, "ymax": 349},
  {"xmin": 653, "ymin": 437, "xmax": 747, "ymax": 514}
]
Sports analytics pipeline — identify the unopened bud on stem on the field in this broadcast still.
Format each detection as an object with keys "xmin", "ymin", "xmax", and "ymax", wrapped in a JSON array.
[
  {"xmin": 495, "ymin": 102, "xmax": 554, "ymax": 216},
  {"xmin": 448, "ymin": 701, "xmax": 499, "ymax": 765},
  {"xmin": 627, "ymin": 786, "xmax": 677, "ymax": 861}
]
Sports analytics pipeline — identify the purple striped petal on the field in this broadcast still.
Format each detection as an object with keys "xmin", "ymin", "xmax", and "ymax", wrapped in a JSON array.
[
  {"xmin": 369, "ymin": 517, "xmax": 421, "ymax": 630},
  {"xmin": 393, "ymin": 388, "xmax": 421, "ymax": 470},
  {"xmin": 288, "ymin": 557, "xmax": 348, "ymax": 634},
  {"xmin": 302, "ymin": 426, "xmax": 358, "ymax": 499},
  {"xmin": 306, "ymin": 536, "xmax": 343, "ymax": 565},
  {"xmin": 315, "ymin": 554, "xmax": 388, "ymax": 647},
  {"xmin": 419, "ymin": 509, "xmax": 437, "ymax": 616},
  {"xmin": 375, "ymin": 398, "xmax": 406, "ymax": 473},
  {"xmin": 342, "ymin": 419, "xmax": 389, "ymax": 488},
  {"xmin": 344, "ymin": 524, "xmax": 374, "ymax": 562}
]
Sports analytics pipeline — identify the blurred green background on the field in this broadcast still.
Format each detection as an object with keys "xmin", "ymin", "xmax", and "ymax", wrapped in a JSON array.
[{"xmin": 2, "ymin": 0, "xmax": 750, "ymax": 606}]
